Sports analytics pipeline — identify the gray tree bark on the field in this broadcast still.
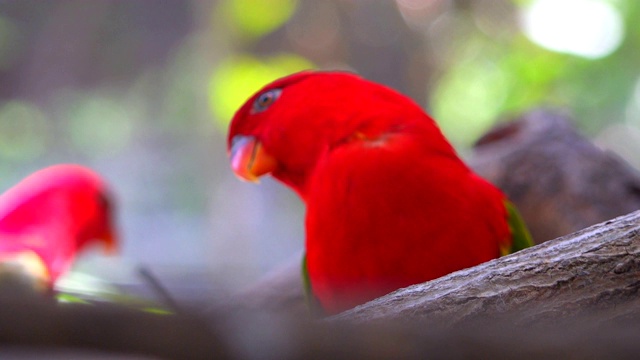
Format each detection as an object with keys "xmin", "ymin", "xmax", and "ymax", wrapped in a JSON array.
[
  {"xmin": 471, "ymin": 109, "xmax": 640, "ymax": 243},
  {"xmin": 337, "ymin": 209, "xmax": 640, "ymax": 326}
]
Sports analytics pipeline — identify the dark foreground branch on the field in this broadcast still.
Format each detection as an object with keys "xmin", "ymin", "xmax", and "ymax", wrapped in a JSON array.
[{"xmin": 2, "ymin": 210, "xmax": 639, "ymax": 359}]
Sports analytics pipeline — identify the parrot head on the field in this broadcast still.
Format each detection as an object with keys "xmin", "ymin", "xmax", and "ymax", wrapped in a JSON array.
[
  {"xmin": 7, "ymin": 164, "xmax": 118, "ymax": 252},
  {"xmin": 227, "ymin": 70, "xmax": 438, "ymax": 198}
]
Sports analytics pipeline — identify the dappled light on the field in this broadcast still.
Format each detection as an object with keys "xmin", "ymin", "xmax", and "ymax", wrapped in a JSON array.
[
  {"xmin": 521, "ymin": 0, "xmax": 623, "ymax": 59},
  {"xmin": 208, "ymin": 54, "xmax": 314, "ymax": 127},
  {"xmin": 216, "ymin": 0, "xmax": 299, "ymax": 39},
  {"xmin": 0, "ymin": 101, "xmax": 49, "ymax": 161}
]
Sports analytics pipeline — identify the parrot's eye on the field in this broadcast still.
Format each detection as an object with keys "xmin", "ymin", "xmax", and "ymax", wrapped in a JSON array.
[{"xmin": 252, "ymin": 89, "xmax": 282, "ymax": 113}]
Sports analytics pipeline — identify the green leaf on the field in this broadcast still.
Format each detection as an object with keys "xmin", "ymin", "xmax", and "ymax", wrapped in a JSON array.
[
  {"xmin": 208, "ymin": 54, "xmax": 314, "ymax": 129},
  {"xmin": 218, "ymin": 0, "xmax": 298, "ymax": 39}
]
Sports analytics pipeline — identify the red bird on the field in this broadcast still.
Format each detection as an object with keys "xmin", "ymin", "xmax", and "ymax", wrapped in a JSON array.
[
  {"xmin": 0, "ymin": 164, "xmax": 117, "ymax": 289},
  {"xmin": 228, "ymin": 71, "xmax": 532, "ymax": 315}
]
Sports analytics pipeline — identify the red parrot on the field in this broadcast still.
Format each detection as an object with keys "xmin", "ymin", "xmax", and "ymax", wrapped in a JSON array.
[
  {"xmin": 227, "ymin": 71, "xmax": 532, "ymax": 315},
  {"xmin": 0, "ymin": 164, "xmax": 117, "ymax": 290}
]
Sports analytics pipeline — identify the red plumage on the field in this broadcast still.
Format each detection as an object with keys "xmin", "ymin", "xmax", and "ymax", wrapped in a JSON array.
[
  {"xmin": 229, "ymin": 71, "xmax": 517, "ymax": 314},
  {"xmin": 0, "ymin": 164, "xmax": 117, "ymax": 287}
]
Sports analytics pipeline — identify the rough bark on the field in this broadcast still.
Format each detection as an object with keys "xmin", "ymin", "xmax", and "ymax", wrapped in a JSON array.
[
  {"xmin": 336, "ymin": 209, "xmax": 640, "ymax": 326},
  {"xmin": 471, "ymin": 109, "xmax": 640, "ymax": 243}
]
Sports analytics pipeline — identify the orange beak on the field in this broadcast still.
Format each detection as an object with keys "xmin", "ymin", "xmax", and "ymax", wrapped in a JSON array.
[
  {"xmin": 100, "ymin": 227, "xmax": 118, "ymax": 255},
  {"xmin": 229, "ymin": 135, "xmax": 278, "ymax": 183}
]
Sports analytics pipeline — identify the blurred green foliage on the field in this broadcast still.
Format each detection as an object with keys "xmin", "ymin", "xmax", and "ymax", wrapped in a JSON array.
[
  {"xmin": 208, "ymin": 54, "xmax": 314, "ymax": 127},
  {"xmin": 66, "ymin": 93, "xmax": 135, "ymax": 157},
  {"xmin": 430, "ymin": 0, "xmax": 640, "ymax": 145},
  {"xmin": 0, "ymin": 101, "xmax": 48, "ymax": 160},
  {"xmin": 2, "ymin": 0, "xmax": 639, "ymax": 158},
  {"xmin": 203, "ymin": 0, "xmax": 640, "ymax": 149},
  {"xmin": 0, "ymin": 0, "xmax": 639, "ymax": 287},
  {"xmin": 218, "ymin": 0, "xmax": 299, "ymax": 39}
]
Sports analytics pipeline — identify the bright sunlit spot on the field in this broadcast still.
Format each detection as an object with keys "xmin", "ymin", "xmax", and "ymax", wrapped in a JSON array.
[{"xmin": 520, "ymin": 0, "xmax": 623, "ymax": 59}]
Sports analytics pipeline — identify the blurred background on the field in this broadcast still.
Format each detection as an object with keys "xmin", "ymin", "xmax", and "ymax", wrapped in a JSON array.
[{"xmin": 0, "ymin": 0, "xmax": 639, "ymax": 303}]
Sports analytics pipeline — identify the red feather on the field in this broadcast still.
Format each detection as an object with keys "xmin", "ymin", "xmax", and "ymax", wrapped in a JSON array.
[
  {"xmin": 0, "ymin": 164, "xmax": 117, "ymax": 287},
  {"xmin": 229, "ymin": 71, "xmax": 512, "ymax": 314}
]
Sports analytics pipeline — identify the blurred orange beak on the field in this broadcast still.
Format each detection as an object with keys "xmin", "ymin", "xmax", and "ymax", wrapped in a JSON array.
[
  {"xmin": 229, "ymin": 135, "xmax": 277, "ymax": 183},
  {"xmin": 100, "ymin": 228, "xmax": 118, "ymax": 255}
]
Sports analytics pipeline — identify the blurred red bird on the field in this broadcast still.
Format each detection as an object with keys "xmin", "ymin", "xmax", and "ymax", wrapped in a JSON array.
[
  {"xmin": 228, "ymin": 71, "xmax": 532, "ymax": 315},
  {"xmin": 0, "ymin": 164, "xmax": 117, "ymax": 290}
]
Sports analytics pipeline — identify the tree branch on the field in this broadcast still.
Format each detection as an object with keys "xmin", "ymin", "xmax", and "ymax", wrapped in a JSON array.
[
  {"xmin": 471, "ymin": 109, "xmax": 640, "ymax": 243},
  {"xmin": 337, "ymin": 209, "xmax": 640, "ymax": 326}
]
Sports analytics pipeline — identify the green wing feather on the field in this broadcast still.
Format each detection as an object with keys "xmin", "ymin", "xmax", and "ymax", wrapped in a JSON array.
[
  {"xmin": 502, "ymin": 200, "xmax": 534, "ymax": 256},
  {"xmin": 301, "ymin": 254, "xmax": 312, "ymax": 301},
  {"xmin": 301, "ymin": 254, "xmax": 324, "ymax": 316}
]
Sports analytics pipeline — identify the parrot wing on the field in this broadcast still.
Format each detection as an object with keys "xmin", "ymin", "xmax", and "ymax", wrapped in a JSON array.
[
  {"xmin": 502, "ymin": 200, "xmax": 534, "ymax": 256},
  {"xmin": 301, "ymin": 254, "xmax": 324, "ymax": 316}
]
